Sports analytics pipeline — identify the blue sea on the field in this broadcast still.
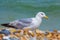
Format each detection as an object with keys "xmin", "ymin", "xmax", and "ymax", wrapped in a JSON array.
[{"xmin": 0, "ymin": 0, "xmax": 60, "ymax": 31}]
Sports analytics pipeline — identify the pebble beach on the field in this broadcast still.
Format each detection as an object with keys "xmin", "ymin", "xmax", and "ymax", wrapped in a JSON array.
[{"xmin": 0, "ymin": 28, "xmax": 60, "ymax": 40}]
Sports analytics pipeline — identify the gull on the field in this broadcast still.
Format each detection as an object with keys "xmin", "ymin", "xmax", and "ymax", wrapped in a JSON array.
[{"xmin": 1, "ymin": 12, "xmax": 48, "ymax": 29}]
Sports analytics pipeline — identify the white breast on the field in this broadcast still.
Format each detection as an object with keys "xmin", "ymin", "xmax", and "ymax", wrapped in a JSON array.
[{"xmin": 30, "ymin": 18, "xmax": 42, "ymax": 28}]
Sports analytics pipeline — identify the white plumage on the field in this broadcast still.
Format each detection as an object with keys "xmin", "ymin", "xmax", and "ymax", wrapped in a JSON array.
[{"xmin": 1, "ymin": 12, "xmax": 48, "ymax": 29}]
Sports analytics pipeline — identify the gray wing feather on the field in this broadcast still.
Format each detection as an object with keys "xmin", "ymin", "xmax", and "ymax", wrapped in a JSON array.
[
  {"xmin": 19, "ymin": 18, "xmax": 32, "ymax": 23},
  {"xmin": 9, "ymin": 18, "xmax": 32, "ymax": 29}
]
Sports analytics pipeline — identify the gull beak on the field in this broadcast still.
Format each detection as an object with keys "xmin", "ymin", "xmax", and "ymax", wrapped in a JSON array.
[{"xmin": 44, "ymin": 16, "xmax": 48, "ymax": 20}]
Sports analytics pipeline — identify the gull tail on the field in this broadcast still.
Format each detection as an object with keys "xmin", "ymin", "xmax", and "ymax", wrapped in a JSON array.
[
  {"xmin": 1, "ymin": 23, "xmax": 9, "ymax": 27},
  {"xmin": 1, "ymin": 23, "xmax": 17, "ymax": 28}
]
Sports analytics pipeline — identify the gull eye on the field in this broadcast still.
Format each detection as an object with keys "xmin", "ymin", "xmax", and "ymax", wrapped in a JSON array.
[{"xmin": 41, "ymin": 13, "xmax": 43, "ymax": 15}]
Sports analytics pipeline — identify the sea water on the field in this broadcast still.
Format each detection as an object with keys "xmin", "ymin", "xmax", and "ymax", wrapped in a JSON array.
[{"xmin": 0, "ymin": 0, "xmax": 60, "ymax": 30}]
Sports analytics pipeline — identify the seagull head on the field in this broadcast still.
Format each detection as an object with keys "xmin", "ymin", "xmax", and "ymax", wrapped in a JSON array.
[{"xmin": 36, "ymin": 12, "xmax": 48, "ymax": 19}]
